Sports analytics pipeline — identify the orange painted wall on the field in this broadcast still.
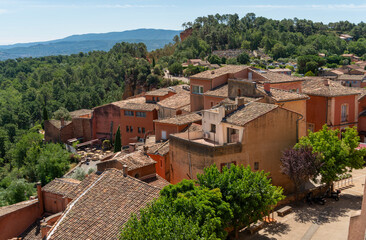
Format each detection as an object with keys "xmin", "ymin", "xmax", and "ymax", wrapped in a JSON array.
[
  {"xmin": 92, "ymin": 104, "xmax": 121, "ymax": 141},
  {"xmin": 306, "ymin": 95, "xmax": 327, "ymax": 132},
  {"xmin": 43, "ymin": 192, "xmax": 69, "ymax": 214},
  {"xmin": 203, "ymin": 95, "xmax": 225, "ymax": 109},
  {"xmin": 120, "ymin": 109, "xmax": 158, "ymax": 146},
  {"xmin": 0, "ymin": 200, "xmax": 41, "ymax": 240},
  {"xmin": 148, "ymin": 153, "xmax": 170, "ymax": 181},
  {"xmin": 333, "ymin": 95, "xmax": 357, "ymax": 126},
  {"xmin": 155, "ymin": 123, "xmax": 180, "ymax": 142}
]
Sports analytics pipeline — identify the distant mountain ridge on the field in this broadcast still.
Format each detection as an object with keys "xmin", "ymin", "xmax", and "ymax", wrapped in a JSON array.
[{"xmin": 0, "ymin": 28, "xmax": 181, "ymax": 60}]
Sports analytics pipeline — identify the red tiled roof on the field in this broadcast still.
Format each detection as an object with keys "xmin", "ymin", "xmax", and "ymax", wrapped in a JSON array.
[
  {"xmin": 47, "ymin": 169, "xmax": 161, "ymax": 240},
  {"xmin": 42, "ymin": 178, "xmax": 81, "ymax": 197}
]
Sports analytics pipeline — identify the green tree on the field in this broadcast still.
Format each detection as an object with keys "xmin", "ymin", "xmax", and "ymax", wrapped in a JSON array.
[
  {"xmin": 114, "ymin": 126, "xmax": 121, "ymax": 152},
  {"xmin": 208, "ymin": 55, "xmax": 222, "ymax": 64},
  {"xmin": 237, "ymin": 52, "xmax": 250, "ymax": 64},
  {"xmin": 168, "ymin": 62, "xmax": 183, "ymax": 76},
  {"xmin": 305, "ymin": 71, "xmax": 315, "ymax": 76},
  {"xmin": 297, "ymin": 125, "xmax": 365, "ymax": 186},
  {"xmin": 53, "ymin": 107, "xmax": 71, "ymax": 121},
  {"xmin": 197, "ymin": 164, "xmax": 284, "ymax": 238},
  {"xmin": 120, "ymin": 180, "xmax": 232, "ymax": 240},
  {"xmin": 3, "ymin": 179, "xmax": 35, "ymax": 205}
]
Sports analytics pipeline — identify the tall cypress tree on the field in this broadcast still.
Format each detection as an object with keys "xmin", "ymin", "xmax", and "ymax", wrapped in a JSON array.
[{"xmin": 114, "ymin": 126, "xmax": 122, "ymax": 153}]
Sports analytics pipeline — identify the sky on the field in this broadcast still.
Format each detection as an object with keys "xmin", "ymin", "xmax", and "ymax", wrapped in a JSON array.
[{"xmin": 0, "ymin": 0, "xmax": 365, "ymax": 45}]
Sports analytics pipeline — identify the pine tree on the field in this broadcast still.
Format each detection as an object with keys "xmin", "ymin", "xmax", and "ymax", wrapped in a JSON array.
[
  {"xmin": 114, "ymin": 126, "xmax": 121, "ymax": 153},
  {"xmin": 152, "ymin": 58, "xmax": 156, "ymax": 67}
]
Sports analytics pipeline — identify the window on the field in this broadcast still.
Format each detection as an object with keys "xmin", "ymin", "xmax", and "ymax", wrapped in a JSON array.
[
  {"xmin": 237, "ymin": 89, "xmax": 241, "ymax": 96},
  {"xmin": 211, "ymin": 102, "xmax": 214, "ymax": 107},
  {"xmin": 227, "ymin": 128, "xmax": 239, "ymax": 143},
  {"xmin": 341, "ymin": 104, "xmax": 348, "ymax": 122},
  {"xmin": 152, "ymin": 97, "xmax": 155, "ymax": 101},
  {"xmin": 254, "ymin": 162, "xmax": 259, "ymax": 170},
  {"xmin": 136, "ymin": 111, "xmax": 146, "ymax": 117},
  {"xmin": 220, "ymin": 161, "xmax": 236, "ymax": 171},
  {"xmin": 130, "ymin": 126, "xmax": 133, "ymax": 132},
  {"xmin": 142, "ymin": 128, "xmax": 145, "ymax": 134},
  {"xmin": 192, "ymin": 85, "xmax": 203, "ymax": 94},
  {"xmin": 124, "ymin": 110, "xmax": 134, "ymax": 116},
  {"xmin": 162, "ymin": 131, "xmax": 167, "ymax": 140},
  {"xmin": 157, "ymin": 97, "xmax": 160, "ymax": 101},
  {"xmin": 138, "ymin": 127, "xmax": 141, "ymax": 133},
  {"xmin": 126, "ymin": 126, "xmax": 129, "ymax": 132},
  {"xmin": 308, "ymin": 123, "xmax": 315, "ymax": 132},
  {"xmin": 210, "ymin": 124, "xmax": 216, "ymax": 133}
]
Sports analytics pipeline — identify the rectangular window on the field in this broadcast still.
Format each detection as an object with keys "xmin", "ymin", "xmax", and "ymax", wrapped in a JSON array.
[
  {"xmin": 341, "ymin": 104, "xmax": 348, "ymax": 122},
  {"xmin": 138, "ymin": 127, "xmax": 141, "ymax": 133},
  {"xmin": 157, "ymin": 97, "xmax": 160, "ymax": 101},
  {"xmin": 192, "ymin": 85, "xmax": 203, "ymax": 94},
  {"xmin": 124, "ymin": 110, "xmax": 134, "ymax": 116},
  {"xmin": 130, "ymin": 126, "xmax": 133, "ymax": 132},
  {"xmin": 142, "ymin": 128, "xmax": 145, "ymax": 133},
  {"xmin": 136, "ymin": 112, "xmax": 146, "ymax": 118},
  {"xmin": 308, "ymin": 123, "xmax": 315, "ymax": 132},
  {"xmin": 210, "ymin": 124, "xmax": 216, "ymax": 133},
  {"xmin": 152, "ymin": 97, "xmax": 155, "ymax": 101},
  {"xmin": 126, "ymin": 126, "xmax": 129, "ymax": 132},
  {"xmin": 254, "ymin": 162, "xmax": 259, "ymax": 170}
]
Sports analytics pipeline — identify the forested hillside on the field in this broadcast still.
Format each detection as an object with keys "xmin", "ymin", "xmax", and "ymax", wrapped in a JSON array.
[
  {"xmin": 0, "ymin": 42, "xmax": 168, "ymax": 205},
  {"xmin": 151, "ymin": 13, "xmax": 366, "ymax": 63}
]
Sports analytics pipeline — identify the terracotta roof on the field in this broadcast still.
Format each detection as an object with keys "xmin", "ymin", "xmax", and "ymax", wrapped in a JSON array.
[
  {"xmin": 46, "ymin": 169, "xmax": 161, "ymax": 240},
  {"xmin": 357, "ymin": 88, "xmax": 366, "ymax": 100},
  {"xmin": 302, "ymin": 78, "xmax": 361, "ymax": 97},
  {"xmin": 0, "ymin": 199, "xmax": 38, "ymax": 217},
  {"xmin": 157, "ymin": 92, "xmax": 190, "ymax": 109},
  {"xmin": 268, "ymin": 68, "xmax": 292, "ymax": 72},
  {"xmin": 257, "ymin": 86, "xmax": 309, "ymax": 102},
  {"xmin": 224, "ymin": 102, "xmax": 279, "ymax": 126},
  {"xmin": 256, "ymin": 70, "xmax": 304, "ymax": 83},
  {"xmin": 190, "ymin": 65, "xmax": 249, "ymax": 79},
  {"xmin": 48, "ymin": 120, "xmax": 72, "ymax": 129},
  {"xmin": 186, "ymin": 123, "xmax": 202, "ymax": 132},
  {"xmin": 143, "ymin": 175, "xmax": 170, "ymax": 189},
  {"xmin": 113, "ymin": 151, "xmax": 156, "ymax": 171},
  {"xmin": 19, "ymin": 219, "xmax": 42, "ymax": 240},
  {"xmin": 147, "ymin": 141, "xmax": 169, "ymax": 156},
  {"xmin": 69, "ymin": 109, "xmax": 93, "ymax": 118},
  {"xmin": 145, "ymin": 85, "xmax": 189, "ymax": 96},
  {"xmin": 180, "ymin": 104, "xmax": 191, "ymax": 112},
  {"xmin": 204, "ymin": 84, "xmax": 228, "ymax": 98},
  {"xmin": 42, "ymin": 178, "xmax": 81, "ymax": 197},
  {"xmin": 112, "ymin": 97, "xmax": 158, "ymax": 111},
  {"xmin": 65, "ymin": 173, "xmax": 100, "ymax": 199},
  {"xmin": 337, "ymin": 74, "xmax": 365, "ymax": 81},
  {"xmin": 330, "ymin": 69, "xmax": 345, "ymax": 75},
  {"xmin": 154, "ymin": 113, "xmax": 202, "ymax": 126}
]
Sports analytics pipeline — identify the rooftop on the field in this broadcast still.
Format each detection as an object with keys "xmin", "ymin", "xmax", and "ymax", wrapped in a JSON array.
[
  {"xmin": 224, "ymin": 102, "xmax": 279, "ymax": 126},
  {"xmin": 256, "ymin": 70, "xmax": 304, "ymax": 83},
  {"xmin": 111, "ymin": 150, "xmax": 156, "ymax": 171},
  {"xmin": 203, "ymin": 84, "xmax": 228, "ymax": 98},
  {"xmin": 112, "ymin": 97, "xmax": 158, "ymax": 111},
  {"xmin": 190, "ymin": 65, "xmax": 249, "ymax": 79},
  {"xmin": 268, "ymin": 68, "xmax": 292, "ymax": 72},
  {"xmin": 48, "ymin": 119, "xmax": 72, "ymax": 129},
  {"xmin": 42, "ymin": 178, "xmax": 81, "ymax": 197},
  {"xmin": 46, "ymin": 169, "xmax": 161, "ymax": 240},
  {"xmin": 337, "ymin": 74, "xmax": 365, "ymax": 81},
  {"xmin": 147, "ymin": 140, "xmax": 170, "ymax": 156},
  {"xmin": 302, "ymin": 78, "xmax": 361, "ymax": 97},
  {"xmin": 157, "ymin": 92, "xmax": 190, "ymax": 109},
  {"xmin": 145, "ymin": 84, "xmax": 189, "ymax": 96},
  {"xmin": 257, "ymin": 86, "xmax": 309, "ymax": 102},
  {"xmin": 0, "ymin": 199, "xmax": 38, "ymax": 217},
  {"xmin": 69, "ymin": 109, "xmax": 93, "ymax": 118},
  {"xmin": 154, "ymin": 112, "xmax": 202, "ymax": 126}
]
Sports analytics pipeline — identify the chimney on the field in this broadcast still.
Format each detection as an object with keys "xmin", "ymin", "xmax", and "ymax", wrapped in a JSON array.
[
  {"xmin": 37, "ymin": 182, "xmax": 44, "ymax": 215},
  {"xmin": 129, "ymin": 143, "xmax": 136, "ymax": 153},
  {"xmin": 235, "ymin": 97, "xmax": 245, "ymax": 107},
  {"xmin": 264, "ymin": 82, "xmax": 271, "ymax": 93},
  {"xmin": 122, "ymin": 164, "xmax": 128, "ymax": 177},
  {"xmin": 143, "ymin": 146, "xmax": 149, "ymax": 155},
  {"xmin": 60, "ymin": 117, "xmax": 65, "ymax": 128},
  {"xmin": 324, "ymin": 79, "xmax": 330, "ymax": 86}
]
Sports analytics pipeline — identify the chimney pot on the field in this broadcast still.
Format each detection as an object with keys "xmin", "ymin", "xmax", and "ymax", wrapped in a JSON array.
[{"xmin": 122, "ymin": 164, "xmax": 128, "ymax": 177}]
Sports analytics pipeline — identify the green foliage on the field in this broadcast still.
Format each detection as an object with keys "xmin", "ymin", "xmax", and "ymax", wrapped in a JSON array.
[
  {"xmin": 184, "ymin": 65, "xmax": 206, "ymax": 76},
  {"xmin": 114, "ymin": 126, "xmax": 121, "ymax": 152},
  {"xmin": 237, "ymin": 52, "xmax": 250, "ymax": 64},
  {"xmin": 53, "ymin": 107, "xmax": 71, "ymax": 121},
  {"xmin": 305, "ymin": 71, "xmax": 315, "ymax": 76},
  {"xmin": 0, "ymin": 179, "xmax": 35, "ymax": 206},
  {"xmin": 197, "ymin": 165, "xmax": 284, "ymax": 232},
  {"xmin": 71, "ymin": 168, "xmax": 87, "ymax": 181},
  {"xmin": 208, "ymin": 55, "xmax": 222, "ymax": 64},
  {"xmin": 168, "ymin": 62, "xmax": 183, "ymax": 76},
  {"xmin": 120, "ymin": 180, "xmax": 232, "ymax": 240},
  {"xmin": 297, "ymin": 55, "xmax": 326, "ymax": 74},
  {"xmin": 297, "ymin": 125, "xmax": 366, "ymax": 184}
]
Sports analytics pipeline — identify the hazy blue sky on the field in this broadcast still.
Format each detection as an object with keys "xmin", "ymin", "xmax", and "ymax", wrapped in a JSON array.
[{"xmin": 0, "ymin": 0, "xmax": 365, "ymax": 45}]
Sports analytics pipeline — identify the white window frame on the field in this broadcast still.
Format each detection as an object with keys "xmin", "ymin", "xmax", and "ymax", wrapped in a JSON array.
[
  {"xmin": 341, "ymin": 104, "xmax": 348, "ymax": 122},
  {"xmin": 192, "ymin": 85, "xmax": 204, "ymax": 94}
]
